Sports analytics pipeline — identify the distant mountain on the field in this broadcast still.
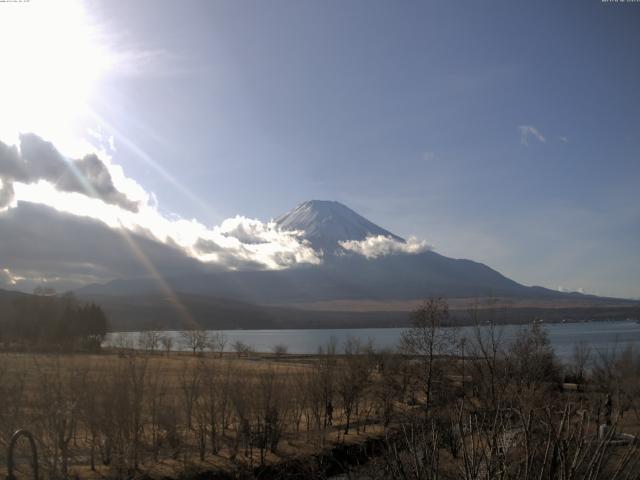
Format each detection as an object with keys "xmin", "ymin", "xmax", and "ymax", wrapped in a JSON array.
[
  {"xmin": 80, "ymin": 290, "xmax": 640, "ymax": 331},
  {"xmin": 0, "ymin": 288, "xmax": 29, "ymax": 303},
  {"xmin": 80, "ymin": 200, "xmax": 588, "ymax": 305},
  {"xmin": 79, "ymin": 249, "xmax": 544, "ymax": 302},
  {"xmin": 275, "ymin": 200, "xmax": 403, "ymax": 254},
  {"xmin": 78, "ymin": 292, "xmax": 416, "ymax": 331},
  {"xmin": 76, "ymin": 199, "xmax": 640, "ymax": 330}
]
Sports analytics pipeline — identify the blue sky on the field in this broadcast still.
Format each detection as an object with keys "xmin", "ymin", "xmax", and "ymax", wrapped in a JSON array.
[{"xmin": 0, "ymin": 0, "xmax": 638, "ymax": 298}]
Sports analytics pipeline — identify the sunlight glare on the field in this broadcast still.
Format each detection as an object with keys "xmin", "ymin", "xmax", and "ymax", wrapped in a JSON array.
[{"xmin": 0, "ymin": 0, "xmax": 114, "ymax": 154}]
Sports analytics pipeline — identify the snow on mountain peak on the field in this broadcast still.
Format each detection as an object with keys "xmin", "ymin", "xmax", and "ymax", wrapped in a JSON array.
[{"xmin": 275, "ymin": 200, "xmax": 404, "ymax": 253}]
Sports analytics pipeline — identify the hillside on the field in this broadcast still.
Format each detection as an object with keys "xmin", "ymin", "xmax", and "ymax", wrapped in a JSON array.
[
  {"xmin": 80, "ymin": 200, "xmax": 590, "ymax": 303},
  {"xmin": 76, "ymin": 200, "xmax": 639, "ymax": 329}
]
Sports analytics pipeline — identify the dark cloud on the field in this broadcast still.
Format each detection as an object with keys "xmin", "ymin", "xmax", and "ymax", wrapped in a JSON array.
[
  {"xmin": 212, "ymin": 251, "xmax": 265, "ymax": 271},
  {"xmin": 0, "ymin": 142, "xmax": 25, "ymax": 181},
  {"xmin": 18, "ymin": 132, "xmax": 67, "ymax": 180},
  {"xmin": 57, "ymin": 153, "xmax": 139, "ymax": 212},
  {"xmin": 0, "ymin": 180, "xmax": 14, "ymax": 209},
  {"xmin": 0, "ymin": 202, "xmax": 207, "ymax": 291},
  {"xmin": 194, "ymin": 238, "xmax": 224, "ymax": 253},
  {"xmin": 0, "ymin": 134, "xmax": 139, "ymax": 212}
]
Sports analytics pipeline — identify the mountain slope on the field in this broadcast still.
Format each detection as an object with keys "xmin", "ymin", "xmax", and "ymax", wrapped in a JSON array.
[
  {"xmin": 0, "ymin": 288, "xmax": 29, "ymax": 303},
  {"xmin": 79, "ymin": 200, "xmax": 620, "ymax": 316},
  {"xmin": 78, "ymin": 249, "xmax": 566, "ymax": 303},
  {"xmin": 275, "ymin": 200, "xmax": 403, "ymax": 253}
]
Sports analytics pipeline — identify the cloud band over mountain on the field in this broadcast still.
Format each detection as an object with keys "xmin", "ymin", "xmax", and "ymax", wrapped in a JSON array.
[
  {"xmin": 0, "ymin": 134, "xmax": 433, "ymax": 291},
  {"xmin": 340, "ymin": 235, "xmax": 431, "ymax": 258},
  {"xmin": 0, "ymin": 134, "xmax": 323, "ymax": 289}
]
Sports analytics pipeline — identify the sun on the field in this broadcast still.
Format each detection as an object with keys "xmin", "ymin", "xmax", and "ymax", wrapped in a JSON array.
[{"xmin": 0, "ymin": 0, "xmax": 114, "ymax": 155}]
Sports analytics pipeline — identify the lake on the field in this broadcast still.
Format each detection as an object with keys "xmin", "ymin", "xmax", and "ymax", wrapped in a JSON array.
[{"xmin": 107, "ymin": 320, "xmax": 640, "ymax": 362}]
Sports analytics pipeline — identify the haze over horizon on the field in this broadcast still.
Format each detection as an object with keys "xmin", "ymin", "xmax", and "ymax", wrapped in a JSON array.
[{"xmin": 0, "ymin": 0, "xmax": 639, "ymax": 299}]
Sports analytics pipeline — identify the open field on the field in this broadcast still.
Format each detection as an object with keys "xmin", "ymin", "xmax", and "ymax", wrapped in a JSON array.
[
  {"xmin": 1, "ymin": 318, "xmax": 640, "ymax": 480},
  {"xmin": 0, "ymin": 349, "xmax": 401, "ymax": 480},
  {"xmin": 1, "ymin": 301, "xmax": 640, "ymax": 479}
]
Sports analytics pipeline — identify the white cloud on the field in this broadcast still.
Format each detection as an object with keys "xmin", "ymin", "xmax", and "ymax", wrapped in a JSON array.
[
  {"xmin": 0, "ymin": 268, "xmax": 20, "ymax": 287},
  {"xmin": 218, "ymin": 216, "xmax": 276, "ymax": 244},
  {"xmin": 196, "ymin": 216, "xmax": 321, "ymax": 270},
  {"xmin": 339, "ymin": 235, "xmax": 432, "ymax": 259},
  {"xmin": 557, "ymin": 285, "xmax": 585, "ymax": 294},
  {"xmin": 518, "ymin": 125, "xmax": 546, "ymax": 146},
  {"xmin": 0, "ymin": 134, "xmax": 322, "ymax": 289}
]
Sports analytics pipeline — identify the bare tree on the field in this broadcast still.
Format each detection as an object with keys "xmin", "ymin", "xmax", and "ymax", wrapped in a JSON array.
[
  {"xmin": 138, "ymin": 329, "xmax": 161, "ymax": 354},
  {"xmin": 401, "ymin": 297, "xmax": 456, "ymax": 413},
  {"xmin": 568, "ymin": 341, "xmax": 592, "ymax": 384},
  {"xmin": 160, "ymin": 335, "xmax": 174, "ymax": 356},
  {"xmin": 467, "ymin": 299, "xmax": 509, "ymax": 409},
  {"xmin": 33, "ymin": 357, "xmax": 84, "ymax": 477},
  {"xmin": 210, "ymin": 331, "xmax": 228, "ymax": 358},
  {"xmin": 232, "ymin": 340, "xmax": 251, "ymax": 357},
  {"xmin": 254, "ymin": 367, "xmax": 288, "ymax": 462},
  {"xmin": 373, "ymin": 348, "xmax": 403, "ymax": 427},
  {"xmin": 112, "ymin": 332, "xmax": 134, "ymax": 355},
  {"xmin": 381, "ymin": 420, "xmax": 441, "ymax": 480},
  {"xmin": 507, "ymin": 322, "xmax": 558, "ymax": 401},
  {"xmin": 289, "ymin": 372, "xmax": 309, "ymax": 433},
  {"xmin": 228, "ymin": 374, "xmax": 252, "ymax": 459},
  {"xmin": 193, "ymin": 389, "xmax": 208, "ymax": 461},
  {"xmin": 180, "ymin": 329, "xmax": 210, "ymax": 356},
  {"xmin": 179, "ymin": 360, "xmax": 203, "ymax": 430},
  {"xmin": 316, "ymin": 337, "xmax": 338, "ymax": 432},
  {"xmin": 77, "ymin": 370, "xmax": 102, "ymax": 471},
  {"xmin": 201, "ymin": 359, "xmax": 222, "ymax": 454},
  {"xmin": 271, "ymin": 343, "xmax": 288, "ymax": 358},
  {"xmin": 337, "ymin": 337, "xmax": 373, "ymax": 434},
  {"xmin": 0, "ymin": 355, "xmax": 27, "ymax": 453},
  {"xmin": 146, "ymin": 364, "xmax": 168, "ymax": 462}
]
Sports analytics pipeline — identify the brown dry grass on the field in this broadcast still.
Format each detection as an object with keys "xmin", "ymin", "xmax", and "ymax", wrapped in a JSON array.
[{"xmin": 0, "ymin": 350, "xmax": 391, "ymax": 480}]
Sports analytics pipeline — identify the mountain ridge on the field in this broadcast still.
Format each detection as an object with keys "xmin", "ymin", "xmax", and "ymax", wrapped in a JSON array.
[
  {"xmin": 79, "ymin": 199, "xmax": 587, "ymax": 303},
  {"xmin": 67, "ymin": 198, "xmax": 640, "ymax": 327}
]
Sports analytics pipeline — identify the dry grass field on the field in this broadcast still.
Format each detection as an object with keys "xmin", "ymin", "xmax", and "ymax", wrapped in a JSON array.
[
  {"xmin": 1, "ymin": 305, "xmax": 640, "ymax": 479},
  {"xmin": 0, "ymin": 349, "xmax": 398, "ymax": 480}
]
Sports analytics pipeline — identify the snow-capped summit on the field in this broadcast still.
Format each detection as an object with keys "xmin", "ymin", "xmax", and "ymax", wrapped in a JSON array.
[{"xmin": 275, "ymin": 200, "xmax": 404, "ymax": 253}]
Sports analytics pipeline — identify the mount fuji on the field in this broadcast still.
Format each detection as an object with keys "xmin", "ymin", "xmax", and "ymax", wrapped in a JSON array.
[
  {"xmin": 275, "ymin": 200, "xmax": 404, "ymax": 254},
  {"xmin": 77, "ymin": 200, "xmax": 633, "ymax": 329}
]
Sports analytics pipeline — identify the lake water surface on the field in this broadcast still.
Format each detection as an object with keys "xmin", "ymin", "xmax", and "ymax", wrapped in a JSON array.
[{"xmin": 108, "ymin": 320, "xmax": 640, "ymax": 361}]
